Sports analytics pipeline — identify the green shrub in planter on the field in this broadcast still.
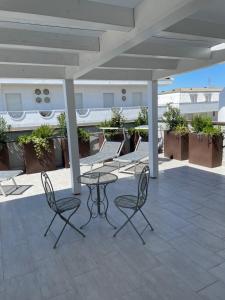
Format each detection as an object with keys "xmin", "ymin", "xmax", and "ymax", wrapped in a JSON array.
[
  {"xmin": 175, "ymin": 124, "xmax": 190, "ymax": 136},
  {"xmin": 163, "ymin": 105, "xmax": 189, "ymax": 160},
  {"xmin": 191, "ymin": 115, "xmax": 213, "ymax": 134},
  {"xmin": 189, "ymin": 115, "xmax": 223, "ymax": 167},
  {"xmin": 135, "ymin": 107, "xmax": 148, "ymax": 126},
  {"xmin": 99, "ymin": 109, "xmax": 126, "ymax": 140},
  {"xmin": 18, "ymin": 125, "xmax": 55, "ymax": 159},
  {"xmin": 163, "ymin": 104, "xmax": 187, "ymax": 131},
  {"xmin": 57, "ymin": 112, "xmax": 67, "ymax": 138}
]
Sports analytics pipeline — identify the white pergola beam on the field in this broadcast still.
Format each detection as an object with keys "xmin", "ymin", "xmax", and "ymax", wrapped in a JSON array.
[
  {"xmin": 0, "ymin": 64, "xmax": 66, "ymax": 79},
  {"xmin": 0, "ymin": 28, "xmax": 100, "ymax": 52},
  {"xmin": 79, "ymin": 69, "xmax": 153, "ymax": 81},
  {"xmin": 0, "ymin": 49, "xmax": 79, "ymax": 66},
  {"xmin": 153, "ymin": 48, "xmax": 225, "ymax": 80},
  {"xmin": 0, "ymin": 0, "xmax": 134, "ymax": 32},
  {"xmin": 124, "ymin": 40, "xmax": 211, "ymax": 60},
  {"xmin": 100, "ymin": 56, "xmax": 179, "ymax": 70},
  {"xmin": 165, "ymin": 18, "xmax": 225, "ymax": 40},
  {"xmin": 76, "ymin": 0, "xmax": 207, "ymax": 78}
]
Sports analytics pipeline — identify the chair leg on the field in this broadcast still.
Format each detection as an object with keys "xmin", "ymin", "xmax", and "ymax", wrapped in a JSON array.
[
  {"xmin": 53, "ymin": 208, "xmax": 85, "ymax": 249},
  {"xmin": 113, "ymin": 208, "xmax": 151, "ymax": 245},
  {"xmin": 113, "ymin": 210, "xmax": 136, "ymax": 238},
  {"xmin": 128, "ymin": 219, "xmax": 146, "ymax": 245},
  {"xmin": 44, "ymin": 212, "xmax": 57, "ymax": 237},
  {"xmin": 139, "ymin": 209, "xmax": 154, "ymax": 231},
  {"xmin": 113, "ymin": 217, "xmax": 130, "ymax": 238},
  {"xmin": 60, "ymin": 213, "xmax": 85, "ymax": 237},
  {"xmin": 53, "ymin": 219, "xmax": 68, "ymax": 249}
]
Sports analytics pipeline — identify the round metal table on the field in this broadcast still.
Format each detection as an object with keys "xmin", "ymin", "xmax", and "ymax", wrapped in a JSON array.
[{"xmin": 78, "ymin": 172, "xmax": 118, "ymax": 229}]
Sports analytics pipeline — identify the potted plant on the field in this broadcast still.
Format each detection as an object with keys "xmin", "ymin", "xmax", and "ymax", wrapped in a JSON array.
[
  {"xmin": 18, "ymin": 125, "xmax": 56, "ymax": 174},
  {"xmin": 78, "ymin": 128, "xmax": 90, "ymax": 158},
  {"xmin": 189, "ymin": 115, "xmax": 223, "ymax": 167},
  {"xmin": 163, "ymin": 104, "xmax": 189, "ymax": 160},
  {"xmin": 57, "ymin": 113, "xmax": 90, "ymax": 167},
  {"xmin": 129, "ymin": 107, "xmax": 148, "ymax": 151},
  {"xmin": 0, "ymin": 116, "xmax": 10, "ymax": 170}
]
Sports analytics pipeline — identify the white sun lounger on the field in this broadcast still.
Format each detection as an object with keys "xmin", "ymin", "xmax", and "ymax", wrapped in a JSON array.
[
  {"xmin": 114, "ymin": 139, "xmax": 149, "ymax": 167},
  {"xmin": 80, "ymin": 140, "xmax": 124, "ymax": 170},
  {"xmin": 114, "ymin": 131, "xmax": 163, "ymax": 173},
  {"xmin": 80, "ymin": 127, "xmax": 125, "ymax": 170},
  {"xmin": 0, "ymin": 170, "xmax": 23, "ymax": 196}
]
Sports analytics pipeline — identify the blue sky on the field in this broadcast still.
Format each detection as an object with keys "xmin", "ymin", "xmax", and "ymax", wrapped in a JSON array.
[{"xmin": 159, "ymin": 62, "xmax": 225, "ymax": 92}]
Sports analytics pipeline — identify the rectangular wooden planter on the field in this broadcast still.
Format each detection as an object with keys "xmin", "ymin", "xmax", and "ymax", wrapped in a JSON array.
[
  {"xmin": 61, "ymin": 138, "xmax": 90, "ymax": 168},
  {"xmin": 189, "ymin": 133, "xmax": 223, "ymax": 168},
  {"xmin": 0, "ymin": 143, "xmax": 10, "ymax": 170},
  {"xmin": 23, "ymin": 140, "xmax": 56, "ymax": 174},
  {"xmin": 164, "ymin": 130, "xmax": 189, "ymax": 160}
]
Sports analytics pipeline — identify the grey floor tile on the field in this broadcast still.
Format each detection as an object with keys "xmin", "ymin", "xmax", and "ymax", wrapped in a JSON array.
[
  {"xmin": 60, "ymin": 240, "xmax": 98, "ymax": 277},
  {"xmin": 159, "ymin": 201, "xmax": 198, "ymax": 219},
  {"xmin": 156, "ymin": 249, "xmax": 217, "ymax": 291},
  {"xmin": 2, "ymin": 241, "xmax": 35, "ymax": 280},
  {"xmin": 48, "ymin": 290, "xmax": 76, "ymax": 300},
  {"xmin": 199, "ymin": 281, "xmax": 225, "ymax": 300},
  {"xmin": 188, "ymin": 215, "xmax": 225, "ymax": 238},
  {"xmin": 145, "ymin": 233, "xmax": 174, "ymax": 254},
  {"xmin": 35, "ymin": 255, "xmax": 73, "ymax": 299},
  {"xmin": 3, "ymin": 272, "xmax": 43, "ymax": 300},
  {"xmin": 114, "ymin": 238, "xmax": 161, "ymax": 273},
  {"xmin": 169, "ymin": 236, "xmax": 224, "ymax": 270},
  {"xmin": 180, "ymin": 225, "xmax": 225, "ymax": 252},
  {"xmin": 217, "ymin": 249, "xmax": 225, "ymax": 258},
  {"xmin": 196, "ymin": 207, "xmax": 225, "ymax": 227},
  {"xmin": 143, "ymin": 265, "xmax": 208, "ymax": 300},
  {"xmin": 210, "ymin": 262, "xmax": 225, "ymax": 283},
  {"xmin": 72, "ymin": 268, "xmax": 121, "ymax": 300}
]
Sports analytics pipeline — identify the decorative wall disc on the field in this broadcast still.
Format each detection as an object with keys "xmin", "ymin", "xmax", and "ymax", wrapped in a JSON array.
[
  {"xmin": 35, "ymin": 88, "xmax": 41, "ymax": 95},
  {"xmin": 36, "ymin": 97, "xmax": 42, "ymax": 103},
  {"xmin": 44, "ymin": 96, "xmax": 51, "ymax": 103},
  {"xmin": 43, "ymin": 88, "xmax": 50, "ymax": 95}
]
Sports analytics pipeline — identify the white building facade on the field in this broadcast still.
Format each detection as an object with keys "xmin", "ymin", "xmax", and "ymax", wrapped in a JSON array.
[{"xmin": 0, "ymin": 80, "xmax": 221, "ymax": 129}]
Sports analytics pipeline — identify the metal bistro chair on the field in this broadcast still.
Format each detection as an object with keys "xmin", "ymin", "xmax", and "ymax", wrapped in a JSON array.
[
  {"xmin": 41, "ymin": 172, "xmax": 85, "ymax": 248},
  {"xmin": 113, "ymin": 166, "xmax": 154, "ymax": 244}
]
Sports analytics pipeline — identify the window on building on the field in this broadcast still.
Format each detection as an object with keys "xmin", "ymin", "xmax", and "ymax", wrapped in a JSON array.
[
  {"xmin": 103, "ymin": 93, "xmax": 115, "ymax": 108},
  {"xmin": 190, "ymin": 93, "xmax": 198, "ymax": 103},
  {"xmin": 5, "ymin": 93, "xmax": 23, "ymax": 111},
  {"xmin": 75, "ymin": 93, "xmax": 83, "ymax": 109},
  {"xmin": 132, "ymin": 92, "xmax": 143, "ymax": 106},
  {"xmin": 205, "ymin": 93, "xmax": 212, "ymax": 103}
]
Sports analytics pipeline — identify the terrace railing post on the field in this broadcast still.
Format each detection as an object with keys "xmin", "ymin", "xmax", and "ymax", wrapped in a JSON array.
[
  {"xmin": 63, "ymin": 79, "xmax": 81, "ymax": 194},
  {"xmin": 147, "ymin": 80, "xmax": 158, "ymax": 178}
]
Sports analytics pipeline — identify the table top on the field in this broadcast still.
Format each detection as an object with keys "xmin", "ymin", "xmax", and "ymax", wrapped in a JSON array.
[
  {"xmin": 78, "ymin": 172, "xmax": 118, "ymax": 186},
  {"xmin": 0, "ymin": 170, "xmax": 23, "ymax": 182}
]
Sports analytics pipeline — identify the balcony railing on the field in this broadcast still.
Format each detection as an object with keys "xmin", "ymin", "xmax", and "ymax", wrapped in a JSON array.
[{"xmin": 0, "ymin": 101, "xmax": 219, "ymax": 129}]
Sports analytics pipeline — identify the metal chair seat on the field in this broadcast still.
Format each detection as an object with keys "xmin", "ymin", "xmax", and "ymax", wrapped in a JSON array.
[
  {"xmin": 114, "ymin": 195, "xmax": 143, "ymax": 209},
  {"xmin": 55, "ymin": 197, "xmax": 81, "ymax": 213}
]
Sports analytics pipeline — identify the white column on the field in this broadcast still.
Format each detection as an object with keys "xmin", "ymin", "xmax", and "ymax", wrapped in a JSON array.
[
  {"xmin": 63, "ymin": 79, "xmax": 81, "ymax": 194},
  {"xmin": 147, "ymin": 80, "xmax": 158, "ymax": 178}
]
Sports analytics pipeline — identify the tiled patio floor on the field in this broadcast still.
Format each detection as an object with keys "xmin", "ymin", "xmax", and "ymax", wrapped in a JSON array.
[{"xmin": 1, "ymin": 158, "xmax": 225, "ymax": 299}]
